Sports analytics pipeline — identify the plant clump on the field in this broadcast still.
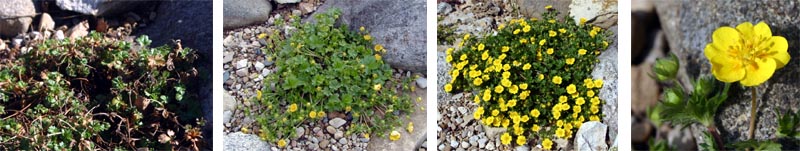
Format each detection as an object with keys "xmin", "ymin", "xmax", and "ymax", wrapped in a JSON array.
[
  {"xmin": 0, "ymin": 32, "xmax": 205, "ymax": 150},
  {"xmin": 444, "ymin": 6, "xmax": 610, "ymax": 147},
  {"xmin": 251, "ymin": 9, "xmax": 415, "ymax": 144}
]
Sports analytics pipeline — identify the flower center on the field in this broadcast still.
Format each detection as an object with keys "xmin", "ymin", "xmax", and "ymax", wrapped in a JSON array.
[{"xmin": 733, "ymin": 35, "xmax": 771, "ymax": 67}]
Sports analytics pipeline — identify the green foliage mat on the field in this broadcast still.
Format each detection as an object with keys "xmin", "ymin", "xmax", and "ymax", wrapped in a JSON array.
[
  {"xmin": 0, "ymin": 32, "xmax": 206, "ymax": 150},
  {"xmin": 249, "ymin": 9, "xmax": 416, "ymax": 144}
]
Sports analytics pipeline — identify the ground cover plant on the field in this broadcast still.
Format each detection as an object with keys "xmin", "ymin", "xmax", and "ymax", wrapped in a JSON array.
[
  {"xmin": 248, "ymin": 9, "xmax": 415, "ymax": 148},
  {"xmin": 0, "ymin": 31, "xmax": 205, "ymax": 150},
  {"xmin": 443, "ymin": 6, "xmax": 611, "ymax": 149}
]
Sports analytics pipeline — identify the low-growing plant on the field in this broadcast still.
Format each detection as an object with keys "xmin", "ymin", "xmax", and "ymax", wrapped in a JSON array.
[
  {"xmin": 251, "ymin": 9, "xmax": 415, "ymax": 145},
  {"xmin": 0, "ymin": 32, "xmax": 205, "ymax": 150},
  {"xmin": 443, "ymin": 6, "xmax": 610, "ymax": 148}
]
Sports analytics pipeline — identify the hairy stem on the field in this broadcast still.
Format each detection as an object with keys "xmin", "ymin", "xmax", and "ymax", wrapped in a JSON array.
[
  {"xmin": 749, "ymin": 87, "xmax": 757, "ymax": 141},
  {"xmin": 707, "ymin": 125, "xmax": 725, "ymax": 150}
]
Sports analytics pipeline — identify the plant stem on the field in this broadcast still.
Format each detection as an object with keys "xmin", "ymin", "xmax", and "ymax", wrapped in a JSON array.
[
  {"xmin": 749, "ymin": 87, "xmax": 757, "ymax": 140},
  {"xmin": 707, "ymin": 125, "xmax": 725, "ymax": 150}
]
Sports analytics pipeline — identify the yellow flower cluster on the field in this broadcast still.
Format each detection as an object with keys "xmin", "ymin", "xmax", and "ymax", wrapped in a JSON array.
[{"xmin": 443, "ymin": 7, "xmax": 609, "ymax": 147}]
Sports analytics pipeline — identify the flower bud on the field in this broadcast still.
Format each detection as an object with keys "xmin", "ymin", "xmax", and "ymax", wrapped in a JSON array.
[
  {"xmin": 663, "ymin": 87, "xmax": 684, "ymax": 105},
  {"xmin": 693, "ymin": 75, "xmax": 715, "ymax": 97},
  {"xmin": 653, "ymin": 54, "xmax": 679, "ymax": 81}
]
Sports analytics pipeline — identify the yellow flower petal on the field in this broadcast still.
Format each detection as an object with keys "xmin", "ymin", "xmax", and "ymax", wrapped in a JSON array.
[
  {"xmin": 735, "ymin": 22, "xmax": 754, "ymax": 38},
  {"xmin": 753, "ymin": 22, "xmax": 773, "ymax": 38},
  {"xmin": 710, "ymin": 27, "xmax": 741, "ymax": 53},
  {"xmin": 740, "ymin": 58, "xmax": 776, "ymax": 86},
  {"xmin": 710, "ymin": 55, "xmax": 746, "ymax": 83},
  {"xmin": 768, "ymin": 36, "xmax": 790, "ymax": 68}
]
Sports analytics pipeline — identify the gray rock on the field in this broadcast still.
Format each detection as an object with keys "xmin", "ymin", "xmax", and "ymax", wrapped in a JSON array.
[
  {"xmin": 568, "ymin": 0, "xmax": 618, "ymax": 27},
  {"xmin": 223, "ymin": 111, "xmax": 232, "ymax": 124},
  {"xmin": 295, "ymin": 127, "xmax": 305, "ymax": 138},
  {"xmin": 450, "ymin": 140, "xmax": 459, "ymax": 148},
  {"xmin": 11, "ymin": 38, "xmax": 23, "ymax": 49},
  {"xmin": 416, "ymin": 77, "xmax": 427, "ymax": 89},
  {"xmin": 137, "ymin": 0, "xmax": 213, "ymax": 58},
  {"xmin": 236, "ymin": 59, "xmax": 250, "ymax": 69},
  {"xmin": 514, "ymin": 145, "xmax": 530, "ymax": 151},
  {"xmin": 66, "ymin": 21, "xmax": 89, "ymax": 39},
  {"xmin": 312, "ymin": 0, "xmax": 426, "ymax": 73},
  {"xmin": 275, "ymin": 0, "xmax": 301, "ymax": 4},
  {"xmin": 37, "ymin": 13, "xmax": 55, "ymax": 32},
  {"xmin": 224, "ymin": 132, "xmax": 271, "ymax": 150},
  {"xmin": 334, "ymin": 130, "xmax": 344, "ymax": 139},
  {"xmin": 329, "ymin": 118, "xmax": 347, "ymax": 128},
  {"xmin": 320, "ymin": 139, "xmax": 330, "ymax": 148},
  {"xmin": 55, "ymin": 0, "xmax": 149, "ymax": 16},
  {"xmin": 254, "ymin": 61, "xmax": 265, "ymax": 71},
  {"xmin": 478, "ymin": 138, "xmax": 488, "ymax": 149},
  {"xmin": 339, "ymin": 137, "xmax": 347, "ymax": 145},
  {"xmin": 224, "ymin": 92, "xmax": 237, "ymax": 111},
  {"xmin": 326, "ymin": 126, "xmax": 336, "ymax": 134},
  {"xmin": 592, "ymin": 25, "xmax": 618, "ymax": 142},
  {"xmin": 54, "ymin": 30, "xmax": 65, "ymax": 40},
  {"xmin": 224, "ymin": 51, "xmax": 234, "ymax": 63},
  {"xmin": 667, "ymin": 125, "xmax": 697, "ymax": 150},
  {"xmin": 513, "ymin": 0, "xmax": 571, "ymax": 21},
  {"xmin": 437, "ymin": 2, "xmax": 453, "ymax": 15},
  {"xmin": 223, "ymin": 0, "xmax": 272, "ymax": 29},
  {"xmin": 236, "ymin": 68, "xmax": 249, "ymax": 77},
  {"xmin": 482, "ymin": 124, "xmax": 507, "ymax": 139},
  {"xmin": 0, "ymin": 0, "xmax": 35, "ymax": 37},
  {"xmin": 486, "ymin": 142, "xmax": 495, "ymax": 150},
  {"xmin": 574, "ymin": 121, "xmax": 608, "ymax": 151}
]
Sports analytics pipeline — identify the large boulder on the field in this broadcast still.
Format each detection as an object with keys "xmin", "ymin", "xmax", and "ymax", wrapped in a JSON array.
[
  {"xmin": 513, "ymin": 0, "xmax": 571, "ymax": 21},
  {"xmin": 55, "ymin": 0, "xmax": 150, "ymax": 16},
  {"xmin": 656, "ymin": 0, "xmax": 800, "ymax": 144},
  {"xmin": 574, "ymin": 121, "xmax": 609, "ymax": 151},
  {"xmin": 0, "ymin": 0, "xmax": 35, "ymax": 37},
  {"xmin": 593, "ymin": 25, "xmax": 618, "ymax": 142},
  {"xmin": 224, "ymin": 132, "xmax": 271, "ymax": 150},
  {"xmin": 569, "ymin": 0, "xmax": 618, "ymax": 28},
  {"xmin": 312, "ymin": 0, "xmax": 427, "ymax": 73},
  {"xmin": 223, "ymin": 0, "xmax": 273, "ymax": 30}
]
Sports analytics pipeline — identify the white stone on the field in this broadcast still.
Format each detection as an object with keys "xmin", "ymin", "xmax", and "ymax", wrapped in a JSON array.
[
  {"xmin": 569, "ymin": 0, "xmax": 618, "ymax": 24},
  {"xmin": 236, "ymin": 59, "xmax": 249, "ymax": 69},
  {"xmin": 275, "ymin": 0, "xmax": 301, "ymax": 4},
  {"xmin": 574, "ymin": 121, "xmax": 608, "ymax": 151},
  {"xmin": 223, "ymin": 92, "xmax": 237, "ymax": 111},
  {"xmin": 53, "ymin": 30, "xmax": 65, "ymax": 40},
  {"xmin": 329, "ymin": 118, "xmax": 347, "ymax": 128},
  {"xmin": 254, "ymin": 61, "xmax": 265, "ymax": 71},
  {"xmin": 236, "ymin": 68, "xmax": 249, "ymax": 77},
  {"xmin": 415, "ymin": 77, "xmax": 427, "ymax": 89}
]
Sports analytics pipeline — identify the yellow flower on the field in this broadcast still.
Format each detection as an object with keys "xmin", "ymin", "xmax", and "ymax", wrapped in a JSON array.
[
  {"xmin": 477, "ymin": 43, "xmax": 485, "ymax": 51},
  {"xmin": 460, "ymin": 54, "xmax": 467, "ymax": 61},
  {"xmin": 507, "ymin": 99, "xmax": 517, "ymax": 107},
  {"xmin": 559, "ymin": 28, "xmax": 567, "ymax": 33},
  {"xmin": 546, "ymin": 48, "xmax": 554, "ymax": 55},
  {"xmin": 485, "ymin": 116, "xmax": 495, "ymax": 125},
  {"xmin": 444, "ymin": 83, "xmax": 453, "ymax": 92},
  {"xmin": 532, "ymin": 124, "xmax": 541, "ymax": 132},
  {"xmin": 530, "ymin": 109, "xmax": 540, "ymax": 117},
  {"xmin": 257, "ymin": 33, "xmax": 268, "ymax": 39},
  {"xmin": 519, "ymin": 91, "xmax": 530, "ymax": 99},
  {"xmin": 483, "ymin": 89, "xmax": 492, "ymax": 101},
  {"xmin": 499, "ymin": 54, "xmax": 507, "ymax": 60},
  {"xmin": 464, "ymin": 33, "xmax": 471, "ymax": 40},
  {"xmin": 503, "ymin": 64, "xmax": 511, "ymax": 71},
  {"xmin": 375, "ymin": 44, "xmax": 384, "ymax": 52},
  {"xmin": 257, "ymin": 91, "xmax": 262, "ymax": 100},
  {"xmin": 502, "ymin": 72, "xmax": 511, "ymax": 79},
  {"xmin": 309, "ymin": 111, "xmax": 317, "ymax": 119},
  {"xmin": 360, "ymin": 26, "xmax": 366, "ymax": 32},
  {"xmin": 603, "ymin": 41, "xmax": 609, "ymax": 48},
  {"xmin": 492, "ymin": 109, "xmax": 500, "ymax": 116},
  {"xmin": 580, "ymin": 17, "xmax": 587, "ymax": 25},
  {"xmin": 521, "ymin": 115, "xmax": 529, "ymax": 122},
  {"xmin": 566, "ymin": 84, "xmax": 577, "ymax": 94},
  {"xmin": 501, "ymin": 133, "xmax": 512, "ymax": 145},
  {"xmin": 704, "ymin": 21, "xmax": 790, "ymax": 86},
  {"xmin": 498, "ymin": 23, "xmax": 506, "ymax": 30},
  {"xmin": 545, "ymin": 5, "xmax": 553, "ymax": 9},
  {"xmin": 542, "ymin": 138, "xmax": 553, "ymax": 150},
  {"xmin": 446, "ymin": 55, "xmax": 453, "ymax": 63},
  {"xmin": 548, "ymin": 19, "xmax": 556, "ymax": 24},
  {"xmin": 591, "ymin": 97, "xmax": 601, "ymax": 105},
  {"xmin": 573, "ymin": 105, "xmax": 582, "ymax": 113},
  {"xmin": 539, "ymin": 39, "xmax": 546, "ymax": 46},
  {"xmin": 538, "ymin": 74, "xmax": 544, "ymax": 80},
  {"xmin": 590, "ymin": 115, "xmax": 600, "ymax": 121},
  {"xmin": 519, "ymin": 83, "xmax": 528, "ymax": 90},
  {"xmin": 502, "ymin": 46, "xmax": 510, "ymax": 52},
  {"xmin": 552, "ymin": 76, "xmax": 562, "ymax": 84},
  {"xmin": 566, "ymin": 58, "xmax": 575, "ymax": 65},
  {"xmin": 495, "ymin": 85, "xmax": 505, "ymax": 93},
  {"xmin": 559, "ymin": 96, "xmax": 568, "ymax": 103},
  {"xmin": 590, "ymin": 30, "xmax": 598, "ymax": 38},
  {"xmin": 516, "ymin": 135, "xmax": 527, "ymax": 145},
  {"xmin": 553, "ymin": 110, "xmax": 561, "ymax": 119},
  {"xmin": 513, "ymin": 29, "xmax": 521, "ymax": 34},
  {"xmin": 555, "ymin": 128, "xmax": 566, "ymax": 138},
  {"xmin": 591, "ymin": 105, "xmax": 600, "ymax": 114},
  {"xmin": 481, "ymin": 51, "xmax": 489, "ymax": 60},
  {"xmin": 277, "ymin": 139, "xmax": 287, "ymax": 148},
  {"xmin": 407, "ymin": 122, "xmax": 414, "ymax": 133},
  {"xmin": 346, "ymin": 106, "xmax": 352, "ymax": 112},
  {"xmin": 579, "ymin": 49, "xmax": 587, "ymax": 55},
  {"xmin": 473, "ymin": 78, "xmax": 483, "ymax": 86},
  {"xmin": 475, "ymin": 107, "xmax": 485, "ymax": 119},
  {"xmin": 389, "ymin": 131, "xmax": 401, "ymax": 141},
  {"xmin": 594, "ymin": 79, "xmax": 604, "ymax": 88},
  {"xmin": 375, "ymin": 54, "xmax": 382, "ymax": 60},
  {"xmin": 374, "ymin": 84, "xmax": 382, "ymax": 91},
  {"xmin": 364, "ymin": 34, "xmax": 372, "ymax": 41},
  {"xmin": 288, "ymin": 103, "xmax": 298, "ymax": 112},
  {"xmin": 522, "ymin": 63, "xmax": 531, "ymax": 70},
  {"xmin": 576, "ymin": 97, "xmax": 586, "ymax": 105},
  {"xmin": 549, "ymin": 30, "xmax": 557, "ymax": 37},
  {"xmin": 587, "ymin": 90, "xmax": 595, "ymax": 97},
  {"xmin": 523, "ymin": 25, "xmax": 531, "ymax": 32}
]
